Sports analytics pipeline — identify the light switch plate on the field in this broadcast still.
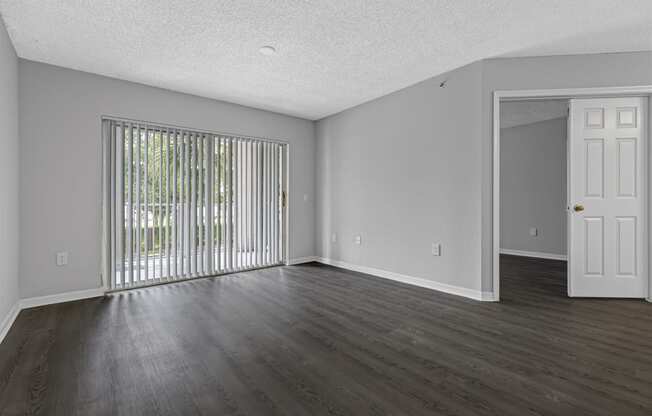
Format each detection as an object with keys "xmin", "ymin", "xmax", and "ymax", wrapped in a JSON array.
[
  {"xmin": 529, "ymin": 227, "xmax": 538, "ymax": 237},
  {"xmin": 354, "ymin": 235, "xmax": 362, "ymax": 245},
  {"xmin": 432, "ymin": 243, "xmax": 441, "ymax": 256}
]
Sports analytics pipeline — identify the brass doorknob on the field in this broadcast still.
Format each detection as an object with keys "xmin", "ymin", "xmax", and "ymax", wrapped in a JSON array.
[{"xmin": 573, "ymin": 204, "xmax": 585, "ymax": 212}]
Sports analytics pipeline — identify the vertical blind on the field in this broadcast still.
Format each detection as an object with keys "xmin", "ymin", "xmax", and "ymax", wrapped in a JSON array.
[{"xmin": 102, "ymin": 119, "xmax": 286, "ymax": 290}]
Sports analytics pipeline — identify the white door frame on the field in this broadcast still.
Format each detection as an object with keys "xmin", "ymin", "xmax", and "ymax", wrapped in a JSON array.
[{"xmin": 492, "ymin": 85, "xmax": 652, "ymax": 302}]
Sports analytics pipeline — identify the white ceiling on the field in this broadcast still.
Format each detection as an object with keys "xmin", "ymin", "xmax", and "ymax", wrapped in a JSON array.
[
  {"xmin": 1, "ymin": 1, "xmax": 651, "ymax": 120},
  {"xmin": 501, "ymin": 100, "xmax": 568, "ymax": 129}
]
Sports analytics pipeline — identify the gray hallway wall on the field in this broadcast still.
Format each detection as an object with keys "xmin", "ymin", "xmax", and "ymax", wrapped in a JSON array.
[{"xmin": 500, "ymin": 116, "xmax": 567, "ymax": 256}]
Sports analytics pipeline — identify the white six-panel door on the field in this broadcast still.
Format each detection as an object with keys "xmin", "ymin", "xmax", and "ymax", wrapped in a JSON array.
[{"xmin": 568, "ymin": 97, "xmax": 648, "ymax": 297}]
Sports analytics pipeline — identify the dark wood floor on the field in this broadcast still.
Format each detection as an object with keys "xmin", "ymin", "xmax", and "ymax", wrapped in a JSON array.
[{"xmin": 1, "ymin": 255, "xmax": 651, "ymax": 415}]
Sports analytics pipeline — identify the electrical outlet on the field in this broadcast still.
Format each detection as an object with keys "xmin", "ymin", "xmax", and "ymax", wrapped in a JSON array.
[
  {"xmin": 431, "ymin": 243, "xmax": 441, "ymax": 256},
  {"xmin": 331, "ymin": 233, "xmax": 337, "ymax": 243},
  {"xmin": 529, "ymin": 227, "xmax": 538, "ymax": 237},
  {"xmin": 56, "ymin": 252, "xmax": 68, "ymax": 266},
  {"xmin": 354, "ymin": 235, "xmax": 362, "ymax": 245}
]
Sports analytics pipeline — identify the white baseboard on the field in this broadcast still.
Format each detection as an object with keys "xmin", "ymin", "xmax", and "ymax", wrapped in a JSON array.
[
  {"xmin": 20, "ymin": 288, "xmax": 105, "ymax": 310},
  {"xmin": 480, "ymin": 292, "xmax": 498, "ymax": 301},
  {"xmin": 500, "ymin": 249, "xmax": 567, "ymax": 261},
  {"xmin": 0, "ymin": 301, "xmax": 21, "ymax": 345},
  {"xmin": 0, "ymin": 288, "xmax": 105, "ymax": 345},
  {"xmin": 287, "ymin": 256, "xmax": 319, "ymax": 265},
  {"xmin": 316, "ymin": 257, "xmax": 495, "ymax": 302}
]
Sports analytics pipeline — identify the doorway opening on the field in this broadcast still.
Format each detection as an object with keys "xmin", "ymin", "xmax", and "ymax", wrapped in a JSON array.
[{"xmin": 499, "ymin": 99, "xmax": 569, "ymax": 299}]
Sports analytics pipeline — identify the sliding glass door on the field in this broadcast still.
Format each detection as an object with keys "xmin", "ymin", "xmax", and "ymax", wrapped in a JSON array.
[{"xmin": 102, "ymin": 119, "xmax": 287, "ymax": 290}]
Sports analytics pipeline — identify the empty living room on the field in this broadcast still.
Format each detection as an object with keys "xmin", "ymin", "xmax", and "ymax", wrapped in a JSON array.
[{"xmin": 1, "ymin": 1, "xmax": 652, "ymax": 415}]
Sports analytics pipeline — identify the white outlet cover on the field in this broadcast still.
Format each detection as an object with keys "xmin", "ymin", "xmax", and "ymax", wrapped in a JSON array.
[
  {"xmin": 354, "ymin": 235, "xmax": 362, "ymax": 245},
  {"xmin": 432, "ymin": 243, "xmax": 441, "ymax": 256},
  {"xmin": 529, "ymin": 227, "xmax": 538, "ymax": 236},
  {"xmin": 56, "ymin": 251, "xmax": 69, "ymax": 266},
  {"xmin": 331, "ymin": 233, "xmax": 337, "ymax": 243}
]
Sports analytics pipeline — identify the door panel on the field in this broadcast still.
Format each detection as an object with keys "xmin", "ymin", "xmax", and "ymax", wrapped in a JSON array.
[
  {"xmin": 583, "ymin": 216, "xmax": 604, "ymax": 276},
  {"xmin": 569, "ymin": 97, "xmax": 647, "ymax": 297},
  {"xmin": 584, "ymin": 138, "xmax": 605, "ymax": 198}
]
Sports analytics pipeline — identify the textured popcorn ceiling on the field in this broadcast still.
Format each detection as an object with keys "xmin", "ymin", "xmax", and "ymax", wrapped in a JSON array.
[{"xmin": 1, "ymin": 1, "xmax": 651, "ymax": 120}]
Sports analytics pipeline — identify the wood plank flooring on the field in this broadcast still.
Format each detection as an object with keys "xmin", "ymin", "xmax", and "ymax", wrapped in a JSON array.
[{"xmin": 1, "ymin": 255, "xmax": 651, "ymax": 415}]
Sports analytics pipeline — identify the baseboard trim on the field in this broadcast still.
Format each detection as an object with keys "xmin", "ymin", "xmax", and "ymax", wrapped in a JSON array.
[
  {"xmin": 20, "ymin": 288, "xmax": 105, "ymax": 310},
  {"xmin": 0, "ymin": 302, "xmax": 21, "ymax": 345},
  {"xmin": 480, "ymin": 292, "xmax": 498, "ymax": 302},
  {"xmin": 287, "ymin": 256, "xmax": 319, "ymax": 265},
  {"xmin": 316, "ymin": 257, "xmax": 495, "ymax": 302},
  {"xmin": 500, "ymin": 249, "xmax": 567, "ymax": 261}
]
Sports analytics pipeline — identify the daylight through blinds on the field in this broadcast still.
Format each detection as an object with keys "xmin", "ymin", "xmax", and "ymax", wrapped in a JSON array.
[{"xmin": 102, "ymin": 119, "xmax": 286, "ymax": 290}]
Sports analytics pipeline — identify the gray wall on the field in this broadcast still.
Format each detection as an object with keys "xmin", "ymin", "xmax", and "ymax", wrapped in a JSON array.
[
  {"xmin": 0, "ymin": 17, "xmax": 19, "ymax": 322},
  {"xmin": 500, "ymin": 116, "xmax": 567, "ymax": 256},
  {"xmin": 481, "ymin": 51, "xmax": 652, "ymax": 292},
  {"xmin": 18, "ymin": 60, "xmax": 316, "ymax": 299},
  {"xmin": 316, "ymin": 62, "xmax": 484, "ymax": 292}
]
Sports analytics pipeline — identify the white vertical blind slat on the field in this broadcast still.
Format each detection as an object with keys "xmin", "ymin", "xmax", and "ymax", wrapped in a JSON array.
[
  {"xmin": 109, "ymin": 123, "xmax": 115, "ymax": 285},
  {"xmin": 159, "ymin": 130, "xmax": 164, "ymax": 280},
  {"xmin": 238, "ymin": 140, "xmax": 243, "ymax": 269},
  {"xmin": 135, "ymin": 125, "xmax": 142, "ymax": 284},
  {"xmin": 245, "ymin": 140, "xmax": 251, "ymax": 268},
  {"xmin": 126, "ymin": 124, "xmax": 134, "ymax": 287},
  {"xmin": 264, "ymin": 142, "xmax": 269, "ymax": 264},
  {"xmin": 253, "ymin": 141, "xmax": 259, "ymax": 267},
  {"xmin": 261, "ymin": 142, "xmax": 266, "ymax": 264},
  {"xmin": 189, "ymin": 133, "xmax": 196, "ymax": 276},
  {"xmin": 232, "ymin": 139, "xmax": 237, "ymax": 270},
  {"xmin": 217, "ymin": 136, "xmax": 222, "ymax": 272},
  {"xmin": 276, "ymin": 144, "xmax": 280, "ymax": 263},
  {"xmin": 184, "ymin": 131, "xmax": 190, "ymax": 275},
  {"xmin": 201, "ymin": 134, "xmax": 205, "ymax": 273},
  {"xmin": 277, "ymin": 144, "xmax": 281, "ymax": 263},
  {"xmin": 116, "ymin": 123, "xmax": 125, "ymax": 288},
  {"xmin": 268, "ymin": 143, "xmax": 273, "ymax": 263},
  {"xmin": 272, "ymin": 143, "xmax": 277, "ymax": 263},
  {"xmin": 256, "ymin": 141, "xmax": 262, "ymax": 267},
  {"xmin": 144, "ymin": 127, "xmax": 149, "ymax": 282},
  {"xmin": 233, "ymin": 140, "xmax": 242, "ymax": 270},
  {"xmin": 179, "ymin": 131, "xmax": 184, "ymax": 275},
  {"xmin": 206, "ymin": 135, "xmax": 213, "ymax": 273},
  {"xmin": 197, "ymin": 135, "xmax": 203, "ymax": 274},
  {"xmin": 226, "ymin": 137, "xmax": 231, "ymax": 270},
  {"xmin": 101, "ymin": 121, "xmax": 111, "ymax": 288},
  {"xmin": 231, "ymin": 137, "xmax": 236, "ymax": 270},
  {"xmin": 172, "ymin": 130, "xmax": 178, "ymax": 278}
]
